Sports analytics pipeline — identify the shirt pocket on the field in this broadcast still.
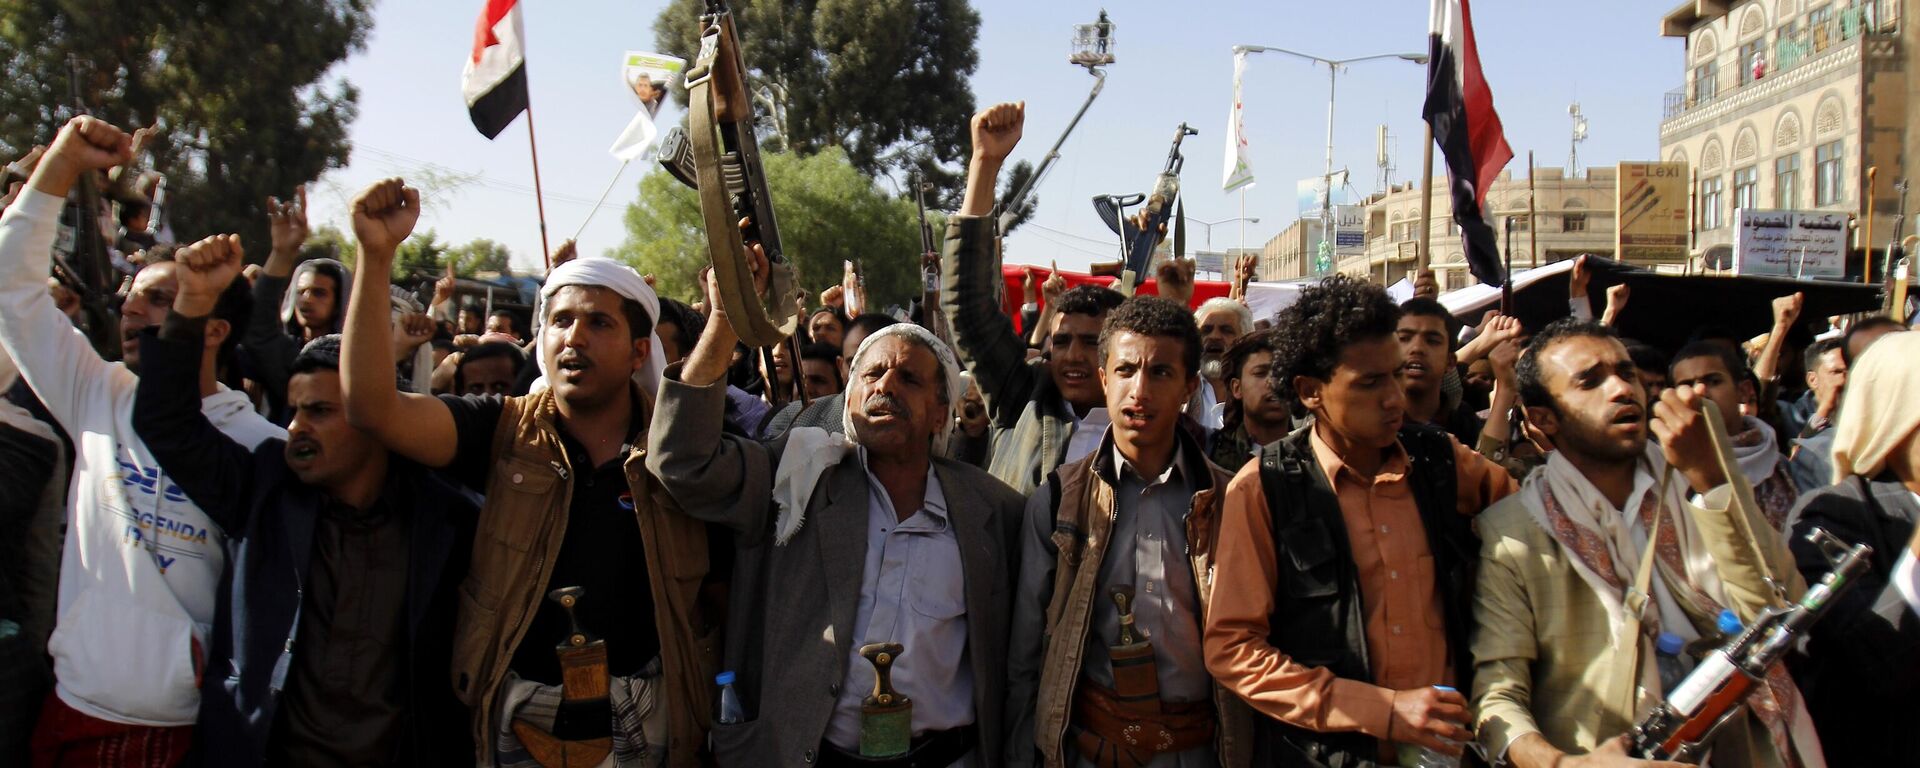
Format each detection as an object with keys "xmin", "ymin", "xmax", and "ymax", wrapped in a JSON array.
[
  {"xmin": 483, "ymin": 457, "xmax": 561, "ymax": 553},
  {"xmin": 908, "ymin": 535, "xmax": 968, "ymax": 620},
  {"xmin": 1276, "ymin": 519, "xmax": 1339, "ymax": 600}
]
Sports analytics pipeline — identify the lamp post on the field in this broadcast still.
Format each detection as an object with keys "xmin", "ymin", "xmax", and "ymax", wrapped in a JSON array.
[
  {"xmin": 1184, "ymin": 214, "xmax": 1262, "ymax": 250},
  {"xmin": 1233, "ymin": 45, "xmax": 1427, "ymax": 275}
]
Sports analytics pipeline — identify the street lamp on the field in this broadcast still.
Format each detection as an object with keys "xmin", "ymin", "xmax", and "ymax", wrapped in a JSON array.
[
  {"xmin": 1233, "ymin": 45, "xmax": 1427, "ymax": 274},
  {"xmin": 1184, "ymin": 214, "xmax": 1261, "ymax": 250}
]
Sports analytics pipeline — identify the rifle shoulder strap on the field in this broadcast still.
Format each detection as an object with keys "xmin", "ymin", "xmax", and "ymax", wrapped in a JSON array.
[{"xmin": 1613, "ymin": 467, "xmax": 1672, "ymax": 719}]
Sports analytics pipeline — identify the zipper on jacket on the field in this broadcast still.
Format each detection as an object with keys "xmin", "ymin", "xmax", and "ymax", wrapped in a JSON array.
[{"xmin": 550, "ymin": 461, "xmax": 569, "ymax": 481}]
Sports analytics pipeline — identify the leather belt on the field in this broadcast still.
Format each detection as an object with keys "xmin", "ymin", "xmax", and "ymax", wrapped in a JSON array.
[{"xmin": 817, "ymin": 724, "xmax": 977, "ymax": 768}]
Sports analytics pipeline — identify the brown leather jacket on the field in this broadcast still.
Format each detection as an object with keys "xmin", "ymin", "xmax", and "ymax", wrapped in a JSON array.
[
  {"xmin": 1025, "ymin": 430, "xmax": 1251, "ymax": 768},
  {"xmin": 449, "ymin": 387, "xmax": 721, "ymax": 766}
]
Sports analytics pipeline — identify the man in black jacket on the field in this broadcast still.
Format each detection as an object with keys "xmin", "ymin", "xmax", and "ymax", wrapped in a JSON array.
[
  {"xmin": 1786, "ymin": 330, "xmax": 1920, "ymax": 765},
  {"xmin": 133, "ymin": 236, "xmax": 476, "ymax": 767}
]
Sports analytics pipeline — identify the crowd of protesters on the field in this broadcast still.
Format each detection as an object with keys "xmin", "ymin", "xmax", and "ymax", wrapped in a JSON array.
[{"xmin": 1, "ymin": 101, "xmax": 1918, "ymax": 768}]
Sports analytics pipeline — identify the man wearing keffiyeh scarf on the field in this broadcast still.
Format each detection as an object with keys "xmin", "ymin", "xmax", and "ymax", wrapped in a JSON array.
[
  {"xmin": 1670, "ymin": 341, "xmax": 1802, "ymax": 531},
  {"xmin": 1470, "ymin": 319, "xmax": 1821, "ymax": 768}
]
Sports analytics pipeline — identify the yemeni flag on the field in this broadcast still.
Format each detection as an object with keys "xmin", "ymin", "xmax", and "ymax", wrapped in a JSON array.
[
  {"xmin": 462, "ymin": 0, "xmax": 529, "ymax": 139},
  {"xmin": 1423, "ymin": 0, "xmax": 1513, "ymax": 287}
]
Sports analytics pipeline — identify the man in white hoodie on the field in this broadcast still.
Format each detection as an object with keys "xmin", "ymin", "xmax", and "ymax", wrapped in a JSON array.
[{"xmin": 0, "ymin": 115, "xmax": 283, "ymax": 766}]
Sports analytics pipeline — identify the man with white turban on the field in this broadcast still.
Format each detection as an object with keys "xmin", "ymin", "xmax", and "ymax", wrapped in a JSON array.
[
  {"xmin": 648, "ymin": 258, "xmax": 1025, "ymax": 766},
  {"xmin": 337, "ymin": 178, "xmax": 722, "ymax": 767},
  {"xmin": 1784, "ymin": 329, "xmax": 1920, "ymax": 766}
]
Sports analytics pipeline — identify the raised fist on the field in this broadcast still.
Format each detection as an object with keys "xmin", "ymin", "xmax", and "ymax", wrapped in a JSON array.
[
  {"xmin": 267, "ymin": 185, "xmax": 310, "ymax": 256},
  {"xmin": 44, "ymin": 116, "xmax": 134, "ymax": 177},
  {"xmin": 551, "ymin": 239, "xmax": 579, "ymax": 269},
  {"xmin": 1650, "ymin": 386, "xmax": 1727, "ymax": 493},
  {"xmin": 1569, "ymin": 254, "xmax": 1592, "ymax": 298},
  {"xmin": 1412, "ymin": 267, "xmax": 1438, "ymax": 300},
  {"xmin": 970, "ymin": 101, "xmax": 1025, "ymax": 166},
  {"xmin": 173, "ymin": 234, "xmax": 246, "ymax": 316},
  {"xmin": 351, "ymin": 177, "xmax": 421, "ymax": 257},
  {"xmin": 1771, "ymin": 291, "xmax": 1804, "ymax": 329}
]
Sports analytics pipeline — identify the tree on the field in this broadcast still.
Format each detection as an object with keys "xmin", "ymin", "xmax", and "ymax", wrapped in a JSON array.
[
  {"xmin": 651, "ymin": 0, "xmax": 981, "ymax": 208},
  {"xmin": 613, "ymin": 148, "xmax": 929, "ymax": 312},
  {"xmin": 302, "ymin": 223, "xmax": 358, "ymax": 270},
  {"xmin": 0, "ymin": 0, "xmax": 367, "ymax": 257},
  {"xmin": 448, "ymin": 238, "xmax": 514, "ymax": 276},
  {"xmin": 393, "ymin": 229, "xmax": 449, "ymax": 282}
]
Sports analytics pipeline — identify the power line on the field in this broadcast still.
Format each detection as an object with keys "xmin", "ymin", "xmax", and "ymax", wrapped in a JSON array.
[{"xmin": 353, "ymin": 145, "xmax": 605, "ymax": 206}]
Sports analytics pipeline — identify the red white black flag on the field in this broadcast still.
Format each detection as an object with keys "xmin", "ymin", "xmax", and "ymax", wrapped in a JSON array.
[
  {"xmin": 462, "ymin": 0, "xmax": 528, "ymax": 140},
  {"xmin": 1423, "ymin": 0, "xmax": 1513, "ymax": 287}
]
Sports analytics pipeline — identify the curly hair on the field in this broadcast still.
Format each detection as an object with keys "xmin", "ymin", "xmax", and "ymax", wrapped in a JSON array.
[
  {"xmin": 1098, "ymin": 296, "xmax": 1201, "ymax": 377},
  {"xmin": 1266, "ymin": 275, "xmax": 1399, "ymax": 401},
  {"xmin": 1056, "ymin": 284, "xmax": 1125, "ymax": 319}
]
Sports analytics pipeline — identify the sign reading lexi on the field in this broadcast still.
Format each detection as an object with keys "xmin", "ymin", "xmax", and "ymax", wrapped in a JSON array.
[
  {"xmin": 1732, "ymin": 209, "xmax": 1849, "ymax": 279},
  {"xmin": 1615, "ymin": 161, "xmax": 1689, "ymax": 262}
]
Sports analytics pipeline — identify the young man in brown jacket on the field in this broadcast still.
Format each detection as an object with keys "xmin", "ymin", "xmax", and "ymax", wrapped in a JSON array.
[
  {"xmin": 340, "ymin": 179, "xmax": 722, "ymax": 767},
  {"xmin": 1204, "ymin": 277, "xmax": 1516, "ymax": 766},
  {"xmin": 1006, "ymin": 296, "xmax": 1253, "ymax": 768}
]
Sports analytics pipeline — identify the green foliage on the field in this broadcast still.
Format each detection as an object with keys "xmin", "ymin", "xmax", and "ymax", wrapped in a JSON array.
[
  {"xmin": 447, "ymin": 238, "xmax": 514, "ymax": 276},
  {"xmin": 0, "ymin": 0, "xmax": 367, "ymax": 258},
  {"xmin": 393, "ymin": 229, "xmax": 448, "ymax": 282},
  {"xmin": 612, "ymin": 148, "xmax": 930, "ymax": 311},
  {"xmin": 651, "ymin": 0, "xmax": 980, "ymax": 207},
  {"xmin": 302, "ymin": 224, "xmax": 358, "ymax": 269}
]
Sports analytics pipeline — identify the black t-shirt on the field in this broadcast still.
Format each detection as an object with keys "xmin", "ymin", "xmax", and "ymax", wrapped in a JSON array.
[{"xmin": 440, "ymin": 393, "xmax": 666, "ymax": 685}]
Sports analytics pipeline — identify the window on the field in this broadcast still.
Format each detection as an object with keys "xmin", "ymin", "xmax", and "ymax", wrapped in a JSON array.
[
  {"xmin": 1446, "ymin": 270, "xmax": 1468, "ymax": 291},
  {"xmin": 1815, "ymin": 140, "xmax": 1843, "ymax": 205},
  {"xmin": 1740, "ymin": 40, "xmax": 1765, "ymax": 84},
  {"xmin": 1563, "ymin": 213, "xmax": 1588, "ymax": 232},
  {"xmin": 1774, "ymin": 154, "xmax": 1801, "ymax": 209},
  {"xmin": 1693, "ymin": 61, "xmax": 1719, "ymax": 103},
  {"xmin": 1733, "ymin": 166, "xmax": 1758, "ymax": 212},
  {"xmin": 1701, "ymin": 176, "xmax": 1726, "ymax": 229}
]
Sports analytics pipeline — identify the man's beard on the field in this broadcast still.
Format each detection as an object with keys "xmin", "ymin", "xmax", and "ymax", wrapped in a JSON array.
[{"xmin": 1201, "ymin": 358, "xmax": 1224, "ymax": 382}]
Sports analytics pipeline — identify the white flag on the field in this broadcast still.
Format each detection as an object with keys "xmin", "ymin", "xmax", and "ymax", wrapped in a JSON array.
[
  {"xmin": 608, "ymin": 106, "xmax": 659, "ymax": 161},
  {"xmin": 1222, "ymin": 49, "xmax": 1256, "ymax": 192}
]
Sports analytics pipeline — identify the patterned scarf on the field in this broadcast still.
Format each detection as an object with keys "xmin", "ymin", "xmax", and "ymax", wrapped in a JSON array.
[{"xmin": 1531, "ymin": 451, "xmax": 1809, "ymax": 766}]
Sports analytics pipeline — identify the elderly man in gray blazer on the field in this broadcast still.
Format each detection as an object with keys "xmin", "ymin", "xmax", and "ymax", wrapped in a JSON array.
[{"xmin": 649, "ymin": 265, "xmax": 1024, "ymax": 767}]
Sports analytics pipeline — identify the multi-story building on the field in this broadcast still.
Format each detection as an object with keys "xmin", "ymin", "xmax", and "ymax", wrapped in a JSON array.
[
  {"xmin": 1660, "ymin": 0, "xmax": 1904, "ymax": 273},
  {"xmin": 1256, "ymin": 168, "xmax": 1621, "ymax": 291}
]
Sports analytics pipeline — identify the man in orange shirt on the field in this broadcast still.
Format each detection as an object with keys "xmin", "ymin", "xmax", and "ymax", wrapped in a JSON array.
[{"xmin": 1203, "ymin": 276, "xmax": 1516, "ymax": 766}]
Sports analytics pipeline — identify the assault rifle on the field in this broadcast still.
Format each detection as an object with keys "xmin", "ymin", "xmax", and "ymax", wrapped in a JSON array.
[
  {"xmin": 913, "ymin": 171, "xmax": 953, "ymax": 345},
  {"xmin": 62, "ymin": 55, "xmax": 127, "ymax": 360},
  {"xmin": 678, "ymin": 0, "xmax": 800, "ymax": 348},
  {"xmin": 1629, "ymin": 527, "xmax": 1872, "ymax": 762},
  {"xmin": 1093, "ymin": 123, "xmax": 1195, "ymax": 291}
]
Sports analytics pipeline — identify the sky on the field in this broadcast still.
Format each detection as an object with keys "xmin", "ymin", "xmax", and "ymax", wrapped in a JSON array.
[{"xmin": 307, "ymin": 0, "xmax": 1687, "ymax": 277}]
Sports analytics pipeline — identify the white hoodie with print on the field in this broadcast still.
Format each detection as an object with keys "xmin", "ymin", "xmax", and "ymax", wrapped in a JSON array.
[{"xmin": 0, "ymin": 189, "xmax": 284, "ymax": 727}]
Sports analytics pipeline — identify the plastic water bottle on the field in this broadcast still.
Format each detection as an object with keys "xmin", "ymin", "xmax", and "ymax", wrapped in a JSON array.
[
  {"xmin": 1395, "ymin": 686, "xmax": 1464, "ymax": 768},
  {"xmin": 715, "ymin": 671, "xmax": 744, "ymax": 725},
  {"xmin": 1654, "ymin": 632, "xmax": 1689, "ymax": 695},
  {"xmin": 1716, "ymin": 609, "xmax": 1743, "ymax": 638}
]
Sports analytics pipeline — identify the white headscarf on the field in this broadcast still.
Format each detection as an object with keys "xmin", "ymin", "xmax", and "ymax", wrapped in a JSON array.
[
  {"xmin": 280, "ymin": 258, "xmax": 351, "ymax": 335},
  {"xmin": 771, "ymin": 323, "xmax": 965, "ymax": 546},
  {"xmin": 1832, "ymin": 330, "xmax": 1920, "ymax": 482},
  {"xmin": 538, "ymin": 257, "xmax": 666, "ymax": 397}
]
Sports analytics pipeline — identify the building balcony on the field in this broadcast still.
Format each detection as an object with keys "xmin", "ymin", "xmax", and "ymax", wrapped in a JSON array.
[{"xmin": 1661, "ymin": 0, "xmax": 1896, "ymax": 126}]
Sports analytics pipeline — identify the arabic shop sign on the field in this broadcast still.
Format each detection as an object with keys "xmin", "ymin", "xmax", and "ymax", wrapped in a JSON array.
[{"xmin": 1732, "ymin": 209, "xmax": 1849, "ymax": 279}]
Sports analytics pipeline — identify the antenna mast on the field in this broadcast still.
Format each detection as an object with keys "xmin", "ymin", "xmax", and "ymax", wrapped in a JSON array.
[{"xmin": 1568, "ymin": 102, "xmax": 1589, "ymax": 175}]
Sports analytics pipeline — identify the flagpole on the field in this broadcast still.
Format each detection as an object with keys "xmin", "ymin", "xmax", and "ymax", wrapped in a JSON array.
[
  {"xmin": 525, "ymin": 101, "xmax": 554, "ymax": 272},
  {"xmin": 575, "ymin": 159, "xmax": 634, "ymax": 242},
  {"xmin": 1417, "ymin": 122, "xmax": 1434, "ymax": 275},
  {"xmin": 1527, "ymin": 151, "xmax": 1538, "ymax": 268}
]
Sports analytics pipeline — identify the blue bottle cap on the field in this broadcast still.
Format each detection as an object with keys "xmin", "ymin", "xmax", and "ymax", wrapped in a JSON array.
[
  {"xmin": 716, "ymin": 671, "xmax": 736, "ymax": 686},
  {"xmin": 1716, "ymin": 609, "xmax": 1743, "ymax": 635},
  {"xmin": 1433, "ymin": 685, "xmax": 1457, "ymax": 693},
  {"xmin": 1657, "ymin": 632, "xmax": 1685, "ymax": 655}
]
